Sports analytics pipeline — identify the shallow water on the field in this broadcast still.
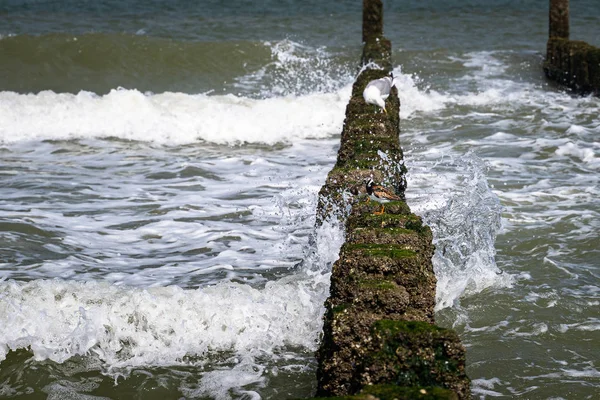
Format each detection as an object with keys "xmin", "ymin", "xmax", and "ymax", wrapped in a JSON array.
[{"xmin": 1, "ymin": 1, "xmax": 599, "ymax": 399}]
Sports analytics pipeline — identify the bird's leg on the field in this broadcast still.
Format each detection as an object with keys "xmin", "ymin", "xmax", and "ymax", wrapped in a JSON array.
[{"xmin": 373, "ymin": 204, "xmax": 385, "ymax": 215}]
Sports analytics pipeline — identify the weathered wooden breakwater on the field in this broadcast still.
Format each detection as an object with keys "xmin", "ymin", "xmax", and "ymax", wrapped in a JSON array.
[
  {"xmin": 309, "ymin": 1, "xmax": 471, "ymax": 399},
  {"xmin": 544, "ymin": 0, "xmax": 600, "ymax": 95}
]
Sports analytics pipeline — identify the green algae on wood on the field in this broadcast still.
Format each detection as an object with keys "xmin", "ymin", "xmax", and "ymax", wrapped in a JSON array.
[
  {"xmin": 363, "ymin": 321, "xmax": 471, "ymax": 399},
  {"xmin": 545, "ymin": 38, "xmax": 600, "ymax": 95},
  {"xmin": 315, "ymin": 0, "xmax": 470, "ymax": 397},
  {"xmin": 344, "ymin": 243, "xmax": 417, "ymax": 259},
  {"xmin": 305, "ymin": 384, "xmax": 458, "ymax": 400},
  {"xmin": 544, "ymin": 0, "xmax": 600, "ymax": 96}
]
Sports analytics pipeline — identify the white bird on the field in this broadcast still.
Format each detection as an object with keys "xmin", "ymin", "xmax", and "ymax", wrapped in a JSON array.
[{"xmin": 362, "ymin": 75, "xmax": 396, "ymax": 114}]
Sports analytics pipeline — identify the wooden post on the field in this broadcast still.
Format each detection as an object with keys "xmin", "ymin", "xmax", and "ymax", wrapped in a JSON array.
[
  {"xmin": 362, "ymin": 0, "xmax": 383, "ymax": 42},
  {"xmin": 315, "ymin": 3, "xmax": 471, "ymax": 398},
  {"xmin": 549, "ymin": 0, "xmax": 569, "ymax": 39}
]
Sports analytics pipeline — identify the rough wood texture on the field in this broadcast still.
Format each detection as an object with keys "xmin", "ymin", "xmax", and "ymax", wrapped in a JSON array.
[
  {"xmin": 545, "ymin": 0, "xmax": 600, "ymax": 95},
  {"xmin": 311, "ymin": 1, "xmax": 470, "ymax": 399},
  {"xmin": 362, "ymin": 0, "xmax": 383, "ymax": 42},
  {"xmin": 545, "ymin": 38, "xmax": 600, "ymax": 96},
  {"xmin": 549, "ymin": 0, "xmax": 569, "ymax": 39}
]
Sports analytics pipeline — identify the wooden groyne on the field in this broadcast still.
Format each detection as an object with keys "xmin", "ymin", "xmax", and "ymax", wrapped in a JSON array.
[
  {"xmin": 310, "ymin": 1, "xmax": 470, "ymax": 399},
  {"xmin": 544, "ymin": 0, "xmax": 600, "ymax": 95}
]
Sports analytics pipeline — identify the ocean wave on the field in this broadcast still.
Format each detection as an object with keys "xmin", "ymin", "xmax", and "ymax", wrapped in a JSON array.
[
  {"xmin": 0, "ymin": 86, "xmax": 350, "ymax": 145},
  {"xmin": 0, "ymin": 274, "xmax": 329, "ymax": 368},
  {"xmin": 0, "ymin": 34, "xmax": 354, "ymax": 98},
  {"xmin": 234, "ymin": 39, "xmax": 355, "ymax": 97},
  {"xmin": 0, "ymin": 212, "xmax": 346, "ymax": 393},
  {"xmin": 0, "ymin": 33, "xmax": 275, "ymax": 95}
]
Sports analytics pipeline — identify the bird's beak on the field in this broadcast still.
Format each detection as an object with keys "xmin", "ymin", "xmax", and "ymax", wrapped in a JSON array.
[{"xmin": 383, "ymin": 107, "xmax": 387, "ymax": 114}]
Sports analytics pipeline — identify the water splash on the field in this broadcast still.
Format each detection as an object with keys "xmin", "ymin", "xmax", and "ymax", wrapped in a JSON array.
[
  {"xmin": 234, "ymin": 39, "xmax": 354, "ymax": 98},
  {"xmin": 0, "ymin": 204, "xmax": 345, "ymax": 398},
  {"xmin": 391, "ymin": 66, "xmax": 454, "ymax": 119},
  {"xmin": 406, "ymin": 152, "xmax": 512, "ymax": 310}
]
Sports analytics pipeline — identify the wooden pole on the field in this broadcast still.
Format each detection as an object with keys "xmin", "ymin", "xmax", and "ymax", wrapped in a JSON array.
[
  {"xmin": 549, "ymin": 0, "xmax": 569, "ymax": 39},
  {"xmin": 362, "ymin": 0, "xmax": 383, "ymax": 42}
]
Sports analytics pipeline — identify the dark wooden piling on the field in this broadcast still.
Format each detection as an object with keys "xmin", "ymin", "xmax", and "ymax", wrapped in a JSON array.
[
  {"xmin": 544, "ymin": 0, "xmax": 600, "ymax": 95},
  {"xmin": 549, "ymin": 0, "xmax": 569, "ymax": 39},
  {"xmin": 362, "ymin": 0, "xmax": 383, "ymax": 42},
  {"xmin": 360, "ymin": 0, "xmax": 392, "ymax": 72},
  {"xmin": 310, "ymin": 1, "xmax": 470, "ymax": 399}
]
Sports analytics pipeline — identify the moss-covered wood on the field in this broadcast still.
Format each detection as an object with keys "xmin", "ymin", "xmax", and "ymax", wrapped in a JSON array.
[
  {"xmin": 315, "ymin": 60, "xmax": 470, "ymax": 395},
  {"xmin": 361, "ymin": 37, "xmax": 392, "ymax": 72},
  {"xmin": 549, "ymin": 0, "xmax": 569, "ymax": 39},
  {"xmin": 362, "ymin": 0, "xmax": 383, "ymax": 43},
  {"xmin": 544, "ymin": 37, "xmax": 600, "ymax": 95},
  {"xmin": 315, "ymin": 68, "xmax": 405, "ymax": 224},
  {"xmin": 306, "ymin": 384, "xmax": 458, "ymax": 400},
  {"xmin": 365, "ymin": 321, "xmax": 470, "ymax": 399},
  {"xmin": 314, "ymin": 1, "xmax": 470, "ymax": 398}
]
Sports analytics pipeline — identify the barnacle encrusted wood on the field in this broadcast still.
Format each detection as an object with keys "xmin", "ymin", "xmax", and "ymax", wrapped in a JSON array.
[{"xmin": 312, "ymin": 1, "xmax": 470, "ymax": 398}]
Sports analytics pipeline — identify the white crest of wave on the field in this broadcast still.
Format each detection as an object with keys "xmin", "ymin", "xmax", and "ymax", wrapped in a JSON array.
[
  {"xmin": 0, "ymin": 272, "xmax": 330, "ymax": 367},
  {"xmin": 0, "ymin": 87, "xmax": 350, "ymax": 145}
]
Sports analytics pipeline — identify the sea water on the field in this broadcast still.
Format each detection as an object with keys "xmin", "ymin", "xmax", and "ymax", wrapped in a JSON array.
[{"xmin": 1, "ymin": 1, "xmax": 599, "ymax": 399}]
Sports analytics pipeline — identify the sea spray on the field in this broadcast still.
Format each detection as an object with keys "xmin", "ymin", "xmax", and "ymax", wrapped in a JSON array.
[
  {"xmin": 0, "ymin": 206, "xmax": 345, "ymax": 398},
  {"xmin": 0, "ymin": 262, "xmax": 327, "ymax": 370},
  {"xmin": 406, "ymin": 152, "xmax": 512, "ymax": 311},
  {"xmin": 234, "ymin": 39, "xmax": 355, "ymax": 98}
]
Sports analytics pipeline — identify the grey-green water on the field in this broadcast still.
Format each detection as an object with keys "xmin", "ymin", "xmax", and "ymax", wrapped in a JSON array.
[{"xmin": 1, "ymin": 1, "xmax": 599, "ymax": 399}]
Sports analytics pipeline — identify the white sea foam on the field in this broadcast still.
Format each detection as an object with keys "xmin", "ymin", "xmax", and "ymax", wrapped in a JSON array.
[
  {"xmin": 0, "ymin": 183, "xmax": 345, "ymax": 394},
  {"xmin": 0, "ymin": 136, "xmax": 341, "ymax": 289},
  {"xmin": 392, "ymin": 66, "xmax": 452, "ymax": 119},
  {"xmin": 235, "ymin": 39, "xmax": 354, "ymax": 97},
  {"xmin": 398, "ymin": 51, "xmax": 600, "ymax": 127},
  {"xmin": 555, "ymin": 141, "xmax": 600, "ymax": 168},
  {"xmin": 405, "ymin": 152, "xmax": 512, "ymax": 310},
  {"xmin": 0, "ymin": 271, "xmax": 330, "ymax": 366},
  {"xmin": 460, "ymin": 51, "xmax": 508, "ymax": 77},
  {"xmin": 0, "ymin": 87, "xmax": 350, "ymax": 146},
  {"xmin": 506, "ymin": 322, "xmax": 549, "ymax": 337},
  {"xmin": 521, "ymin": 367, "xmax": 600, "ymax": 380},
  {"xmin": 183, "ymin": 357, "xmax": 266, "ymax": 400},
  {"xmin": 471, "ymin": 377, "xmax": 504, "ymax": 397}
]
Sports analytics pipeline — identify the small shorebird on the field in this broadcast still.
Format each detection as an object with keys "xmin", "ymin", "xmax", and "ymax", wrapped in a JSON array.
[
  {"xmin": 365, "ymin": 178, "xmax": 401, "ymax": 215},
  {"xmin": 362, "ymin": 74, "xmax": 396, "ymax": 114}
]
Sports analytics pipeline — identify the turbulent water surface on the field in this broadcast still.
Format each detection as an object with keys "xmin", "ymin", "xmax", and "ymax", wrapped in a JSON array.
[{"xmin": 1, "ymin": 1, "xmax": 599, "ymax": 399}]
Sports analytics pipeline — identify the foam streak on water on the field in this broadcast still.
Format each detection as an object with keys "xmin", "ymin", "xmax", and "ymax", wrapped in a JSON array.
[
  {"xmin": 1, "ymin": 44, "xmax": 599, "ymax": 398},
  {"xmin": 0, "ymin": 133, "xmax": 347, "ymax": 397},
  {"xmin": 396, "ymin": 51, "xmax": 600, "ymax": 397}
]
